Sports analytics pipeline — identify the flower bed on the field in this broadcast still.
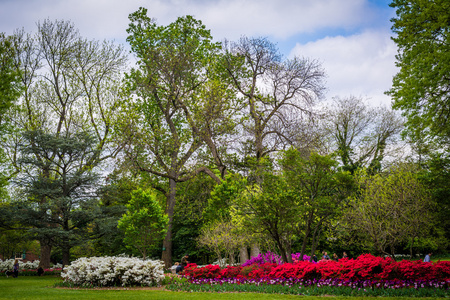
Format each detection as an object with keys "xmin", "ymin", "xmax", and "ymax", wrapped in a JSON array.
[
  {"xmin": 170, "ymin": 254, "xmax": 450, "ymax": 296},
  {"xmin": 60, "ymin": 256, "xmax": 165, "ymax": 287},
  {"xmin": 182, "ymin": 254, "xmax": 450, "ymax": 282},
  {"xmin": 0, "ymin": 259, "xmax": 40, "ymax": 272},
  {"xmin": 0, "ymin": 259, "xmax": 62, "ymax": 276},
  {"xmin": 166, "ymin": 277, "xmax": 449, "ymax": 297}
]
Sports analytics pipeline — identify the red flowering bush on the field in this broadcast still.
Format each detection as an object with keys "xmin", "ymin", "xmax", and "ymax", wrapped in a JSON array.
[
  {"xmin": 433, "ymin": 261, "xmax": 450, "ymax": 280},
  {"xmin": 219, "ymin": 265, "xmax": 242, "ymax": 278},
  {"xmin": 268, "ymin": 262, "xmax": 319, "ymax": 279},
  {"xmin": 339, "ymin": 254, "xmax": 395, "ymax": 280},
  {"xmin": 182, "ymin": 263, "xmax": 221, "ymax": 279},
  {"xmin": 243, "ymin": 263, "xmax": 277, "ymax": 278}
]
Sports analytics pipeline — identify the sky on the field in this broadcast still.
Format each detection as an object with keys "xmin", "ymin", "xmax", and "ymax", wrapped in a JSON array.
[{"xmin": 0, "ymin": 0, "xmax": 398, "ymax": 106}]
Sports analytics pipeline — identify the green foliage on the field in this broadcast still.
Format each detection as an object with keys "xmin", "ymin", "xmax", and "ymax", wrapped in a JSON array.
[
  {"xmin": 172, "ymin": 173, "xmax": 216, "ymax": 264},
  {"xmin": 417, "ymin": 153, "xmax": 450, "ymax": 251},
  {"xmin": 118, "ymin": 188, "xmax": 168, "ymax": 259},
  {"xmin": 0, "ymin": 32, "xmax": 22, "ymax": 197},
  {"xmin": 346, "ymin": 163, "xmax": 434, "ymax": 257},
  {"xmin": 389, "ymin": 0, "xmax": 450, "ymax": 144},
  {"xmin": 280, "ymin": 148, "xmax": 355, "ymax": 257},
  {"xmin": 232, "ymin": 173, "xmax": 302, "ymax": 263},
  {"xmin": 166, "ymin": 281, "xmax": 449, "ymax": 297},
  {"xmin": 0, "ymin": 32, "xmax": 21, "ymax": 123},
  {"xmin": 197, "ymin": 220, "xmax": 247, "ymax": 266},
  {"xmin": 203, "ymin": 173, "xmax": 247, "ymax": 223}
]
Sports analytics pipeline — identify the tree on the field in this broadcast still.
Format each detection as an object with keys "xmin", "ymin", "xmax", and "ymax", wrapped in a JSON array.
[
  {"xmin": 232, "ymin": 174, "xmax": 302, "ymax": 263},
  {"xmin": 172, "ymin": 172, "xmax": 217, "ymax": 265},
  {"xmin": 417, "ymin": 153, "xmax": 450, "ymax": 252},
  {"xmin": 221, "ymin": 37, "xmax": 326, "ymax": 258},
  {"xmin": 118, "ymin": 188, "xmax": 168, "ymax": 260},
  {"xmin": 280, "ymin": 148, "xmax": 354, "ymax": 260},
  {"xmin": 388, "ymin": 0, "xmax": 450, "ymax": 145},
  {"xmin": 0, "ymin": 33, "xmax": 22, "ymax": 196},
  {"xmin": 5, "ymin": 20, "xmax": 127, "ymax": 268},
  {"xmin": 123, "ymin": 8, "xmax": 236, "ymax": 267},
  {"xmin": 323, "ymin": 96, "xmax": 403, "ymax": 174},
  {"xmin": 15, "ymin": 130, "xmax": 101, "ymax": 266},
  {"xmin": 197, "ymin": 220, "xmax": 247, "ymax": 267},
  {"xmin": 222, "ymin": 37, "xmax": 326, "ymax": 181},
  {"xmin": 0, "ymin": 32, "xmax": 21, "ymax": 124},
  {"xmin": 346, "ymin": 164, "xmax": 433, "ymax": 257}
]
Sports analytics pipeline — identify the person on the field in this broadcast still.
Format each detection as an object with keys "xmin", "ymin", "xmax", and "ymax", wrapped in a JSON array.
[
  {"xmin": 423, "ymin": 252, "xmax": 432, "ymax": 262},
  {"xmin": 177, "ymin": 254, "xmax": 189, "ymax": 273},
  {"xmin": 171, "ymin": 262, "xmax": 179, "ymax": 274},
  {"xmin": 312, "ymin": 254, "xmax": 318, "ymax": 262},
  {"xmin": 342, "ymin": 251, "xmax": 348, "ymax": 259},
  {"xmin": 181, "ymin": 254, "xmax": 189, "ymax": 267},
  {"xmin": 13, "ymin": 259, "xmax": 19, "ymax": 278},
  {"xmin": 332, "ymin": 253, "xmax": 339, "ymax": 261},
  {"xmin": 322, "ymin": 252, "xmax": 330, "ymax": 260}
]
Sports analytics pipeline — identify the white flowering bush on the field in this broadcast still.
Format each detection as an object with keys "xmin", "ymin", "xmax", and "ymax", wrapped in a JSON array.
[
  {"xmin": 52, "ymin": 263, "xmax": 63, "ymax": 269},
  {"xmin": 61, "ymin": 256, "xmax": 165, "ymax": 287},
  {"xmin": 0, "ymin": 259, "xmax": 40, "ymax": 272}
]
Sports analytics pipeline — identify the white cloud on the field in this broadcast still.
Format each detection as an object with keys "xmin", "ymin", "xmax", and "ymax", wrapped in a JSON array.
[
  {"xmin": 1, "ymin": 0, "xmax": 397, "ymax": 107},
  {"xmin": 2, "ymin": 0, "xmax": 375, "ymax": 42},
  {"xmin": 289, "ymin": 30, "xmax": 398, "ymax": 107}
]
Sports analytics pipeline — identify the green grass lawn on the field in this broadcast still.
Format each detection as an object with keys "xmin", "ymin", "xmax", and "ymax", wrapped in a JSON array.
[{"xmin": 0, "ymin": 276, "xmax": 447, "ymax": 300}]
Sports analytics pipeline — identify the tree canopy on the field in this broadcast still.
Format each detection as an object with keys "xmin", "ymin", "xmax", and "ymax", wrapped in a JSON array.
[{"xmin": 389, "ymin": 0, "xmax": 450, "ymax": 145}]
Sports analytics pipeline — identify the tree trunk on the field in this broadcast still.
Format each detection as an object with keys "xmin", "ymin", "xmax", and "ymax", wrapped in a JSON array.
[
  {"xmin": 300, "ymin": 211, "xmax": 313, "ymax": 258},
  {"xmin": 310, "ymin": 224, "xmax": 322, "ymax": 262},
  {"xmin": 62, "ymin": 220, "xmax": 70, "ymax": 267},
  {"xmin": 250, "ymin": 244, "xmax": 260, "ymax": 258},
  {"xmin": 62, "ymin": 246, "xmax": 70, "ymax": 267},
  {"xmin": 285, "ymin": 243, "xmax": 293, "ymax": 263},
  {"xmin": 161, "ymin": 178, "xmax": 177, "ymax": 268},
  {"xmin": 409, "ymin": 237, "xmax": 415, "ymax": 259},
  {"xmin": 239, "ymin": 246, "xmax": 249, "ymax": 264},
  {"xmin": 39, "ymin": 240, "xmax": 52, "ymax": 268}
]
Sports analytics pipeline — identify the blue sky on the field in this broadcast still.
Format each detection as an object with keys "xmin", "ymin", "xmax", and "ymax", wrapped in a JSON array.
[{"xmin": 0, "ymin": 0, "xmax": 398, "ymax": 106}]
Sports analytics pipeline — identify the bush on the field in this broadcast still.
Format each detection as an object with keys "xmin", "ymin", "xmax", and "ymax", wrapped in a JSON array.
[{"xmin": 61, "ymin": 256, "xmax": 165, "ymax": 287}]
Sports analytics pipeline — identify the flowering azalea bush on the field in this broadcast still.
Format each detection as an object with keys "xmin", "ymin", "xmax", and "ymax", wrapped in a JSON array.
[
  {"xmin": 0, "ymin": 259, "xmax": 40, "ymax": 272},
  {"xmin": 181, "ymin": 254, "xmax": 450, "ymax": 283},
  {"xmin": 61, "ymin": 256, "xmax": 165, "ymax": 287},
  {"xmin": 241, "ymin": 251, "xmax": 310, "ymax": 267},
  {"xmin": 0, "ymin": 259, "xmax": 63, "ymax": 276}
]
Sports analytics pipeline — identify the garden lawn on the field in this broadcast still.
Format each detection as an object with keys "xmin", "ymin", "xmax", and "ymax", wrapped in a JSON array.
[{"xmin": 0, "ymin": 276, "xmax": 446, "ymax": 300}]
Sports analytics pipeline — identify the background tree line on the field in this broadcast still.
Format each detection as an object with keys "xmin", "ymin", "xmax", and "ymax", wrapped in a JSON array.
[{"xmin": 0, "ymin": 0, "xmax": 448, "ymax": 268}]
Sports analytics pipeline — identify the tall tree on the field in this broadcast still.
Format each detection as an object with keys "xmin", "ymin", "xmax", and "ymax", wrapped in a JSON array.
[
  {"xmin": 324, "ymin": 96, "xmax": 403, "ymax": 174},
  {"xmin": 123, "ymin": 8, "xmax": 236, "ymax": 267},
  {"xmin": 280, "ymin": 148, "xmax": 354, "ymax": 260},
  {"xmin": 222, "ymin": 37, "xmax": 325, "ymax": 256},
  {"xmin": 388, "ymin": 0, "xmax": 450, "ymax": 145},
  {"xmin": 6, "ymin": 20, "xmax": 127, "ymax": 268},
  {"xmin": 222, "ymin": 37, "xmax": 326, "ymax": 180},
  {"xmin": 0, "ymin": 32, "xmax": 22, "ymax": 194},
  {"xmin": 16, "ymin": 130, "xmax": 101, "ymax": 266},
  {"xmin": 0, "ymin": 32, "xmax": 21, "ymax": 125}
]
